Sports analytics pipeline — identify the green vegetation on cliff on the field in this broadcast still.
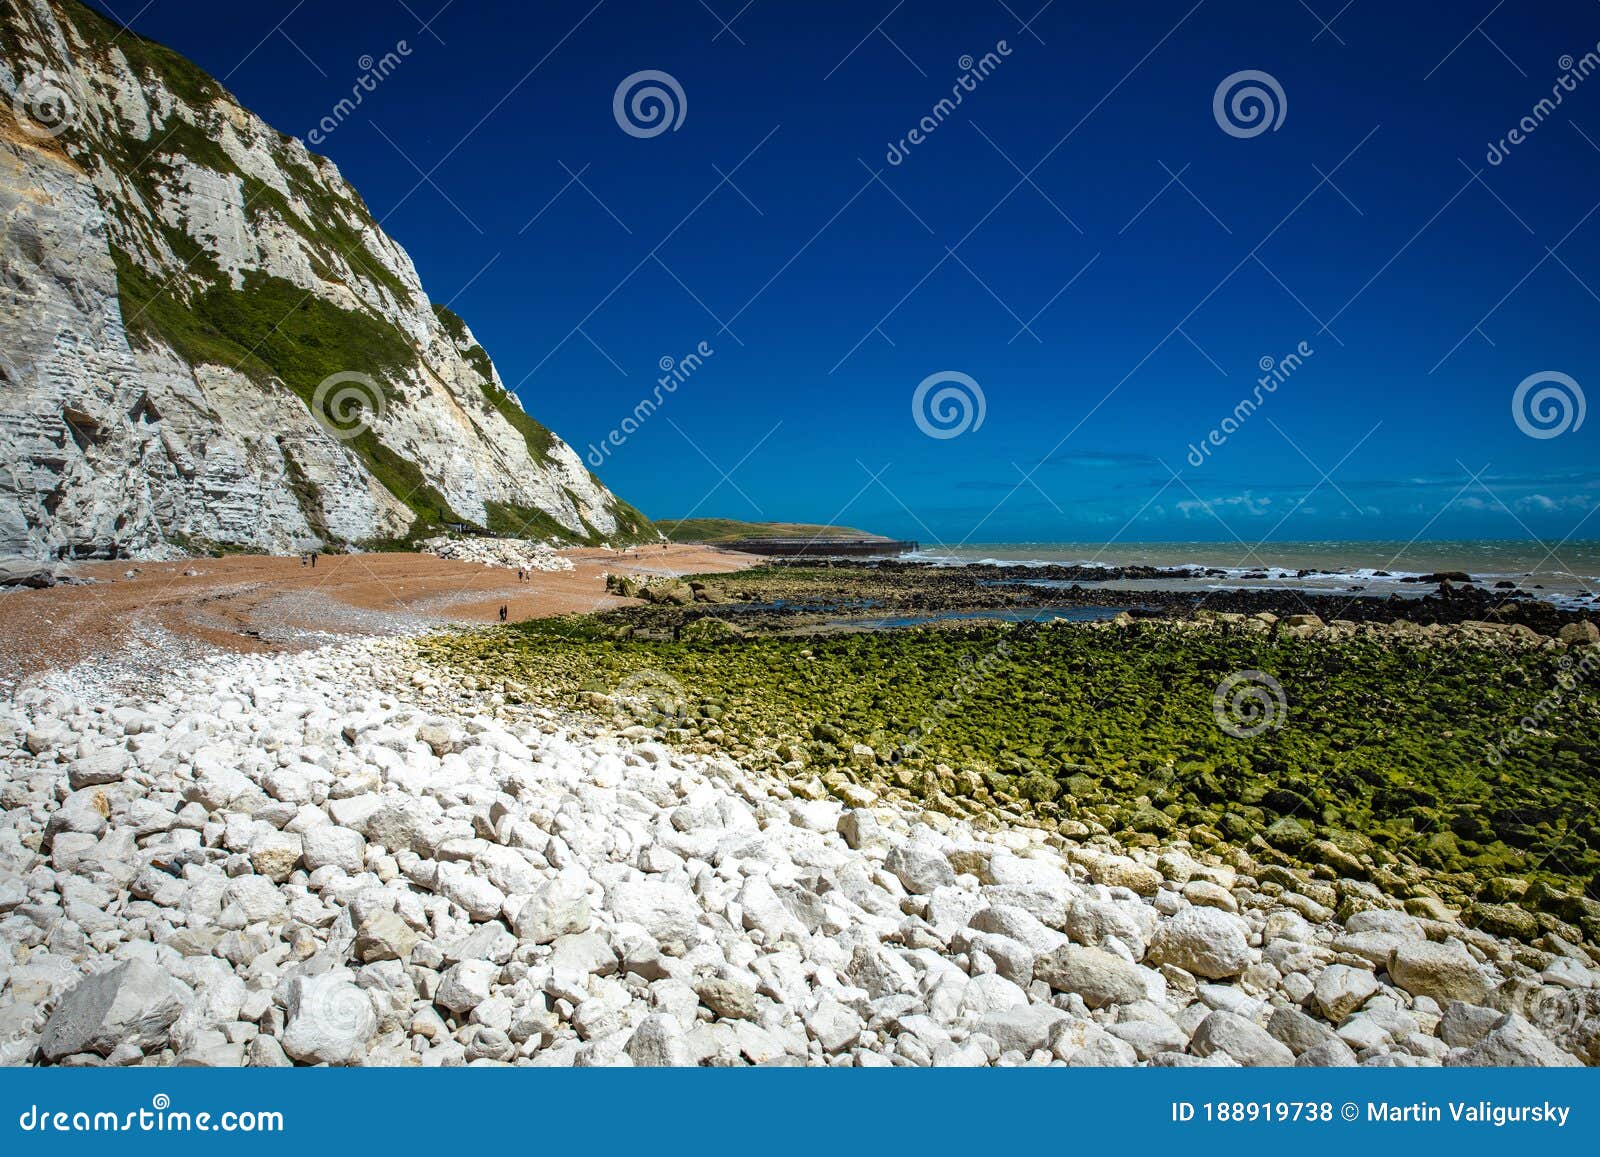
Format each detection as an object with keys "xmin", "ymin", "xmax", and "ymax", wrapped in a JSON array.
[
  {"xmin": 431, "ymin": 304, "xmax": 558, "ymax": 469},
  {"xmin": 112, "ymin": 248, "xmax": 465, "ymax": 532},
  {"xmin": 30, "ymin": 0, "xmax": 653, "ymax": 548}
]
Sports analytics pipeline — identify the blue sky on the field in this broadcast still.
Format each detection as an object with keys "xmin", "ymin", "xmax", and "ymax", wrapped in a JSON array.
[{"xmin": 90, "ymin": 0, "xmax": 1600, "ymax": 545}]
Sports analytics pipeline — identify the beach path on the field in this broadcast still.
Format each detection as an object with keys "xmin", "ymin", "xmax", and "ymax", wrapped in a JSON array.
[{"xmin": 0, "ymin": 544, "xmax": 754, "ymax": 687}]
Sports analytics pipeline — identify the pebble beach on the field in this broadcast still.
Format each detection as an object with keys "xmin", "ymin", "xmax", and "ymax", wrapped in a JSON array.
[{"xmin": 2, "ymin": 616, "xmax": 1596, "ymax": 1067}]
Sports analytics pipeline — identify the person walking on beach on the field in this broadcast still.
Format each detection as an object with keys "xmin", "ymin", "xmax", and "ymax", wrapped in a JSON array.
[
  {"xmin": 310, "ymin": 551, "xmax": 317, "ymax": 568},
  {"xmin": 498, "ymin": 604, "xmax": 508, "ymax": 622}
]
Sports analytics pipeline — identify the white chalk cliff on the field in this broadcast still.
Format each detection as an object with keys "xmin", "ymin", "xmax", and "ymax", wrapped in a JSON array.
[{"xmin": 0, "ymin": 0, "xmax": 651, "ymax": 560}]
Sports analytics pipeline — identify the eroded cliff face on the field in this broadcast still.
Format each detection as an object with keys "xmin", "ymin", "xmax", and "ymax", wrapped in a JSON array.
[{"xmin": 0, "ymin": 0, "xmax": 651, "ymax": 559}]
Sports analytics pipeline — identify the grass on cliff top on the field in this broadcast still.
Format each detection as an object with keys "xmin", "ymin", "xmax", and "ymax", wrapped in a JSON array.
[
  {"xmin": 422, "ymin": 617, "xmax": 1600, "ymax": 914},
  {"xmin": 62, "ymin": 0, "xmax": 224, "ymax": 110},
  {"xmin": 61, "ymin": 0, "xmax": 412, "ymax": 309},
  {"xmin": 659, "ymin": 518, "xmax": 877, "ymax": 543},
  {"xmin": 111, "ymin": 250, "xmax": 656, "ymax": 545}
]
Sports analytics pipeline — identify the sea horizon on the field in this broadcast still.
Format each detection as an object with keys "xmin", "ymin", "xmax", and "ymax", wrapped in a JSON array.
[{"xmin": 897, "ymin": 538, "xmax": 1600, "ymax": 606}]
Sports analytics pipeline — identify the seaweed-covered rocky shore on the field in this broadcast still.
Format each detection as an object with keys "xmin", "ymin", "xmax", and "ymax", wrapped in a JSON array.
[
  {"xmin": 3, "ymin": 632, "xmax": 1598, "ymax": 1068},
  {"xmin": 504, "ymin": 562, "xmax": 1600, "ymax": 933},
  {"xmin": 4, "ymin": 557, "xmax": 1597, "ymax": 1068},
  {"xmin": 605, "ymin": 559, "xmax": 1594, "ymax": 639}
]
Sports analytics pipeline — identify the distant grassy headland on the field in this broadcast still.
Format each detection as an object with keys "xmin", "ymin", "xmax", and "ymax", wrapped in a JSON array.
[{"xmin": 658, "ymin": 518, "xmax": 885, "ymax": 543}]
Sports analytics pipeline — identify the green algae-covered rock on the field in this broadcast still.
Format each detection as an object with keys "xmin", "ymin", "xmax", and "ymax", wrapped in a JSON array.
[
  {"xmin": 1469, "ymin": 901, "xmax": 1539, "ymax": 940},
  {"xmin": 679, "ymin": 617, "xmax": 746, "ymax": 643},
  {"xmin": 416, "ymin": 605, "xmax": 1600, "ymax": 915}
]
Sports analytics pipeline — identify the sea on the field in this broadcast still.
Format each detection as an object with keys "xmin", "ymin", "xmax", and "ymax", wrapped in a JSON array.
[{"xmin": 900, "ymin": 540, "xmax": 1600, "ymax": 610}]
